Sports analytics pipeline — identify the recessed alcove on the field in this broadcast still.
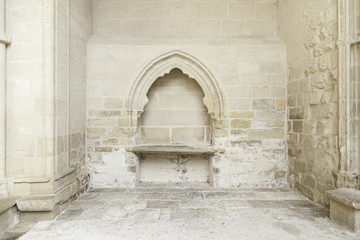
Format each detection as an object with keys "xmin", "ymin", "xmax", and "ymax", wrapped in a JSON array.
[
  {"xmin": 140, "ymin": 68, "xmax": 211, "ymax": 145},
  {"xmin": 133, "ymin": 68, "xmax": 214, "ymax": 184}
]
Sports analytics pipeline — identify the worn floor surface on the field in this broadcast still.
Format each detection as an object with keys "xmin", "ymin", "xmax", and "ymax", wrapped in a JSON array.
[{"xmin": 11, "ymin": 185, "xmax": 360, "ymax": 240}]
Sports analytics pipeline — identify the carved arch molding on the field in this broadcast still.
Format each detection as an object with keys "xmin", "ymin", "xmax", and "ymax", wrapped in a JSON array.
[{"xmin": 127, "ymin": 50, "xmax": 226, "ymax": 120}]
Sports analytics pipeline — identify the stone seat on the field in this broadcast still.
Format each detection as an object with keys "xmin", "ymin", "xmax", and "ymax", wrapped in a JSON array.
[
  {"xmin": 327, "ymin": 188, "xmax": 360, "ymax": 232},
  {"xmin": 128, "ymin": 145, "xmax": 215, "ymax": 155}
]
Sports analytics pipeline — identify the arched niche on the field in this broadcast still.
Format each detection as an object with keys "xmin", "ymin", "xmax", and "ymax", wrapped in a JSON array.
[{"xmin": 127, "ymin": 50, "xmax": 226, "ymax": 120}]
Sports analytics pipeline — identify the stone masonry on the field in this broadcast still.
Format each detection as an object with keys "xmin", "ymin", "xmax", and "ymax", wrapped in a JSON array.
[{"xmin": 0, "ymin": 0, "xmax": 359, "ymax": 236}]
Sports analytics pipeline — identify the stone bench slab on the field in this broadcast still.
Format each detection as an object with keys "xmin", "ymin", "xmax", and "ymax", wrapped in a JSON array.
[
  {"xmin": 327, "ymin": 188, "xmax": 360, "ymax": 232},
  {"xmin": 129, "ymin": 145, "xmax": 215, "ymax": 155}
]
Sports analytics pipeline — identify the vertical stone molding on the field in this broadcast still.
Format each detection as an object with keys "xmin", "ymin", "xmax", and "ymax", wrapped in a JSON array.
[
  {"xmin": 337, "ymin": 0, "xmax": 360, "ymax": 189},
  {"xmin": 0, "ymin": 0, "xmax": 8, "ymax": 196}
]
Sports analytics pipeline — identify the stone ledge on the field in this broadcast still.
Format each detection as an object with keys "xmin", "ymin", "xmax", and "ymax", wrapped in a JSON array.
[
  {"xmin": 327, "ymin": 188, "xmax": 360, "ymax": 232},
  {"xmin": 327, "ymin": 189, "xmax": 360, "ymax": 209},
  {"xmin": 129, "ymin": 145, "xmax": 215, "ymax": 155}
]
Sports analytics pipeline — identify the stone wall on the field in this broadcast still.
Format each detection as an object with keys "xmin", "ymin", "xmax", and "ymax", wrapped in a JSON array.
[
  {"xmin": 55, "ymin": 0, "xmax": 93, "ymax": 189},
  {"xmin": 93, "ymin": 0, "xmax": 277, "ymax": 38},
  {"xmin": 4, "ymin": 0, "xmax": 92, "ymax": 216},
  {"xmin": 87, "ymin": 2, "xmax": 288, "ymax": 188},
  {"xmin": 278, "ymin": 0, "xmax": 339, "ymax": 206},
  {"xmin": 6, "ymin": 0, "xmax": 53, "ymax": 193}
]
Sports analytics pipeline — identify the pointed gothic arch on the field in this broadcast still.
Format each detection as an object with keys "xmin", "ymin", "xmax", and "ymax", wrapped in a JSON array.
[{"xmin": 127, "ymin": 50, "xmax": 226, "ymax": 119}]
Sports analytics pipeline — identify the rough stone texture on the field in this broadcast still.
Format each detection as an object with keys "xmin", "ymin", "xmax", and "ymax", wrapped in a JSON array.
[
  {"xmin": 16, "ymin": 187, "xmax": 360, "ymax": 240},
  {"xmin": 278, "ymin": 0, "xmax": 339, "ymax": 206},
  {"xmin": 139, "ymin": 154, "xmax": 210, "ymax": 183}
]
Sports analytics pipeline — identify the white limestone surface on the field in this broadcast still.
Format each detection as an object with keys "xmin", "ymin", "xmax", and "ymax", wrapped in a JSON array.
[{"xmin": 18, "ymin": 187, "xmax": 357, "ymax": 240}]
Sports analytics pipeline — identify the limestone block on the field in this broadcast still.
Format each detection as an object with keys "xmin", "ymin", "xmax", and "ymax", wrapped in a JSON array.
[
  {"xmin": 88, "ymin": 110, "xmax": 121, "ymax": 118},
  {"xmin": 271, "ymin": 87, "xmax": 286, "ymax": 98},
  {"xmin": 122, "ymin": 20, "xmax": 161, "ymax": 35},
  {"xmin": 214, "ymin": 129, "xmax": 228, "ymax": 138},
  {"xmin": 93, "ymin": 19, "xmax": 121, "ymax": 35},
  {"xmin": 256, "ymin": 3, "xmax": 276, "ymax": 19},
  {"xmin": 327, "ymin": 189, "xmax": 360, "ymax": 232},
  {"xmin": 246, "ymin": 20, "xmax": 277, "ymax": 35},
  {"xmin": 87, "ymin": 128, "xmax": 106, "ymax": 139},
  {"xmin": 229, "ymin": 3, "xmax": 255, "ymax": 19},
  {"xmin": 164, "ymin": 3, "xmax": 198, "ymax": 19},
  {"xmin": 268, "ymin": 74, "xmax": 285, "ymax": 85},
  {"xmin": 94, "ymin": 3, "xmax": 128, "ymax": 19},
  {"xmin": 87, "ymin": 119, "xmax": 117, "ymax": 127},
  {"xmin": 292, "ymin": 121, "xmax": 303, "ymax": 133},
  {"xmin": 117, "ymin": 118, "xmax": 129, "ymax": 127},
  {"xmin": 276, "ymin": 99, "xmax": 286, "ymax": 111},
  {"xmin": 87, "ymin": 97, "xmax": 104, "ymax": 109},
  {"xmin": 172, "ymin": 127, "xmax": 206, "ymax": 144},
  {"xmin": 221, "ymin": 20, "xmax": 245, "ymax": 35},
  {"xmin": 252, "ymin": 99, "xmax": 275, "ymax": 110},
  {"xmin": 104, "ymin": 98, "xmax": 123, "ymax": 109},
  {"xmin": 161, "ymin": 20, "xmax": 191, "ymax": 35},
  {"xmin": 229, "ymin": 111, "xmax": 254, "ymax": 119},
  {"xmin": 141, "ymin": 128, "xmax": 170, "ymax": 144},
  {"xmin": 95, "ymin": 147, "xmax": 113, "ymax": 153},
  {"xmin": 109, "ymin": 127, "xmax": 127, "ymax": 138},
  {"xmin": 142, "ymin": 110, "xmax": 195, "ymax": 126},
  {"xmin": 17, "ymin": 195, "xmax": 55, "ymax": 212},
  {"xmin": 191, "ymin": 20, "xmax": 220, "ymax": 36},
  {"xmin": 225, "ymin": 86, "xmax": 248, "ymax": 98},
  {"xmin": 228, "ymin": 99, "xmax": 251, "ymax": 111},
  {"xmin": 289, "ymin": 108, "xmax": 303, "ymax": 119},
  {"xmin": 230, "ymin": 120, "xmax": 251, "ymax": 129},
  {"xmin": 102, "ymin": 139, "xmax": 118, "ymax": 146},
  {"xmin": 238, "ymin": 63, "xmax": 259, "ymax": 74},
  {"xmin": 261, "ymin": 139, "xmax": 285, "ymax": 150},
  {"xmin": 260, "ymin": 62, "xmax": 283, "ymax": 74},
  {"xmin": 157, "ymin": 93, "xmax": 206, "ymax": 110},
  {"xmin": 199, "ymin": 3, "xmax": 227, "ymax": 19},
  {"xmin": 139, "ymin": 154, "xmax": 210, "ymax": 183},
  {"xmin": 249, "ymin": 86, "xmax": 270, "ymax": 98},
  {"xmin": 128, "ymin": 3, "xmax": 164, "ymax": 19}
]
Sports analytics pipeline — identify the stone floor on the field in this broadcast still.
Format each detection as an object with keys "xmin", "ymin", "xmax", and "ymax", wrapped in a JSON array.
[{"xmin": 4, "ymin": 185, "xmax": 360, "ymax": 240}]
